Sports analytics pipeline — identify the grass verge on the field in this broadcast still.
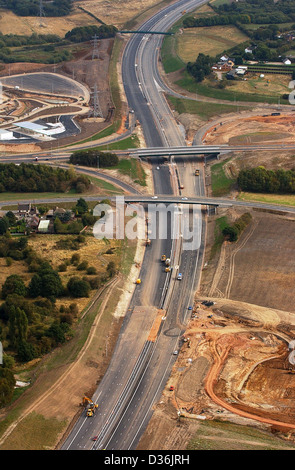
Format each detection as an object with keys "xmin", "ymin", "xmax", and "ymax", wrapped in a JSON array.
[
  {"xmin": 237, "ymin": 191, "xmax": 295, "ymax": 207},
  {"xmin": 210, "ymin": 215, "xmax": 228, "ymax": 258},
  {"xmin": 211, "ymin": 158, "xmax": 235, "ymax": 196},
  {"xmin": 167, "ymin": 95, "xmax": 243, "ymax": 120}
]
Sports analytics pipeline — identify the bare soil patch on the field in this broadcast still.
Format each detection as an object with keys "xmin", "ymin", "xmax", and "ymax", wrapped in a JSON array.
[
  {"xmin": 204, "ymin": 113, "xmax": 295, "ymax": 145},
  {"xmin": 202, "ymin": 209, "xmax": 295, "ymax": 312},
  {"xmin": 138, "ymin": 295, "xmax": 295, "ymax": 450}
]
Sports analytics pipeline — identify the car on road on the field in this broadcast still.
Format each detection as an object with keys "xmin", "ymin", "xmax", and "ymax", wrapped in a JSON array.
[
  {"xmin": 92, "ymin": 436, "xmax": 98, "ymax": 441},
  {"xmin": 173, "ymin": 350, "xmax": 178, "ymax": 355},
  {"xmin": 177, "ymin": 273, "xmax": 182, "ymax": 280},
  {"xmin": 152, "ymin": 196, "xmax": 158, "ymax": 199},
  {"xmin": 181, "ymin": 197, "xmax": 188, "ymax": 200}
]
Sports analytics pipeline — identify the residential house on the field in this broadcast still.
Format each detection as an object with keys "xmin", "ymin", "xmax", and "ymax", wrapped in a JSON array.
[
  {"xmin": 26, "ymin": 215, "xmax": 40, "ymax": 231},
  {"xmin": 226, "ymin": 70, "xmax": 236, "ymax": 80},
  {"xmin": 18, "ymin": 202, "xmax": 31, "ymax": 216}
]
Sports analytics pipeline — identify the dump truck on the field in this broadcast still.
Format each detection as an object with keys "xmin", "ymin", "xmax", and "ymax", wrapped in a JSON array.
[
  {"xmin": 161, "ymin": 254, "xmax": 166, "ymax": 262},
  {"xmin": 82, "ymin": 396, "xmax": 98, "ymax": 417},
  {"xmin": 195, "ymin": 169, "xmax": 199, "ymax": 176},
  {"xmin": 136, "ymin": 278, "xmax": 141, "ymax": 284},
  {"xmin": 165, "ymin": 258, "xmax": 171, "ymax": 266},
  {"xmin": 146, "ymin": 238, "xmax": 151, "ymax": 246}
]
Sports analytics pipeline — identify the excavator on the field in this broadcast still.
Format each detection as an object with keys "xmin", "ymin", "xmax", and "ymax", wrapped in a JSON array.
[{"xmin": 81, "ymin": 396, "xmax": 98, "ymax": 417}]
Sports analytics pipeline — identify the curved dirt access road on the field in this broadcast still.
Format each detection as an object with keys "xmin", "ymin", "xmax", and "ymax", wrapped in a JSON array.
[{"xmin": 205, "ymin": 336, "xmax": 295, "ymax": 431}]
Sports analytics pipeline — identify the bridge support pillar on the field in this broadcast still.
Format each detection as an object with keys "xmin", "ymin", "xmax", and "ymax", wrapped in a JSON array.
[{"xmin": 207, "ymin": 206, "xmax": 217, "ymax": 216}]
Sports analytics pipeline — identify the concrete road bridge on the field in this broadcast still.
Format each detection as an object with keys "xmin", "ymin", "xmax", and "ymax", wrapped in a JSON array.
[{"xmin": 130, "ymin": 144, "xmax": 295, "ymax": 158}]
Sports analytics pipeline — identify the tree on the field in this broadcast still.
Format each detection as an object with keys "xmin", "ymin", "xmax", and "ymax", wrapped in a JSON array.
[
  {"xmin": 5, "ymin": 211, "xmax": 16, "ymax": 226},
  {"xmin": 17, "ymin": 340, "xmax": 36, "ymax": 362},
  {"xmin": 28, "ymin": 263, "xmax": 63, "ymax": 299},
  {"xmin": 46, "ymin": 322, "xmax": 66, "ymax": 344},
  {"xmin": 222, "ymin": 225, "xmax": 239, "ymax": 242},
  {"xmin": 187, "ymin": 53, "xmax": 214, "ymax": 83},
  {"xmin": 2, "ymin": 274, "xmax": 27, "ymax": 299},
  {"xmin": 0, "ymin": 367, "xmax": 15, "ymax": 406},
  {"xmin": 0, "ymin": 217, "xmax": 9, "ymax": 235},
  {"xmin": 8, "ymin": 306, "xmax": 28, "ymax": 348},
  {"xmin": 67, "ymin": 276, "xmax": 91, "ymax": 297},
  {"xmin": 107, "ymin": 261, "xmax": 116, "ymax": 278},
  {"xmin": 75, "ymin": 197, "xmax": 88, "ymax": 215}
]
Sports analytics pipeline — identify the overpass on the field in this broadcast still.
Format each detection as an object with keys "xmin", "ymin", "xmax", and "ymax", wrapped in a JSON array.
[
  {"xmin": 130, "ymin": 145, "xmax": 229, "ymax": 157},
  {"xmin": 123, "ymin": 195, "xmax": 226, "ymax": 207},
  {"xmin": 118, "ymin": 31, "xmax": 173, "ymax": 35},
  {"xmin": 130, "ymin": 143, "xmax": 295, "ymax": 158},
  {"xmin": 121, "ymin": 195, "xmax": 295, "ymax": 214}
]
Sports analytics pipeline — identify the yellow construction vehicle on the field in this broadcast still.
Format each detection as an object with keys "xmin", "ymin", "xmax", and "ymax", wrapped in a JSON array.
[
  {"xmin": 136, "ymin": 278, "xmax": 141, "ymax": 284},
  {"xmin": 82, "ymin": 396, "xmax": 98, "ymax": 417},
  {"xmin": 161, "ymin": 254, "xmax": 166, "ymax": 262}
]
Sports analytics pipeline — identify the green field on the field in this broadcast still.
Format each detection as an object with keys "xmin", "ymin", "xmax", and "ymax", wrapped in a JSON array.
[
  {"xmin": 176, "ymin": 70, "xmax": 290, "ymax": 104},
  {"xmin": 237, "ymin": 191, "xmax": 295, "ymax": 207},
  {"xmin": 211, "ymin": 158, "xmax": 236, "ymax": 196},
  {"xmin": 167, "ymin": 95, "xmax": 247, "ymax": 120}
]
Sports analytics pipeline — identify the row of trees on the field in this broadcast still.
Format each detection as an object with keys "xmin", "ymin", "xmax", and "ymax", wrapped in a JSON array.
[
  {"xmin": 0, "ymin": 163, "xmax": 90, "ymax": 194},
  {"xmin": 65, "ymin": 24, "xmax": 118, "ymax": 43},
  {"xmin": 213, "ymin": 0, "xmax": 295, "ymax": 24},
  {"xmin": 4, "ymin": 0, "xmax": 72, "ymax": 17},
  {"xmin": 222, "ymin": 212, "xmax": 252, "ymax": 242},
  {"xmin": 237, "ymin": 167, "xmax": 295, "ymax": 194},
  {"xmin": 0, "ymin": 32, "xmax": 61, "ymax": 48},
  {"xmin": 183, "ymin": 13, "xmax": 251, "ymax": 29},
  {"xmin": 69, "ymin": 149, "xmax": 119, "ymax": 168}
]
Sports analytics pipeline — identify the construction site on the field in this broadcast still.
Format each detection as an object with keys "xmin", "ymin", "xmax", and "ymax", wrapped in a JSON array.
[
  {"xmin": 0, "ymin": 36, "xmax": 119, "ymax": 152},
  {"xmin": 136, "ymin": 206, "xmax": 295, "ymax": 451},
  {"xmin": 1, "ymin": 0, "xmax": 295, "ymax": 453}
]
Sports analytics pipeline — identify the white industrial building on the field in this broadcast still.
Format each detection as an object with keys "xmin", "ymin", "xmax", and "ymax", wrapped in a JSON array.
[
  {"xmin": 0, "ymin": 129, "xmax": 14, "ymax": 140},
  {"xmin": 13, "ymin": 121, "xmax": 65, "ymax": 140}
]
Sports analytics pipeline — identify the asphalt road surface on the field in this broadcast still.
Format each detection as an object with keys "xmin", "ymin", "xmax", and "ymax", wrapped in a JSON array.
[
  {"xmin": 61, "ymin": 0, "xmax": 208, "ymax": 451},
  {"xmin": 1, "ymin": 72, "xmax": 89, "ymax": 99}
]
